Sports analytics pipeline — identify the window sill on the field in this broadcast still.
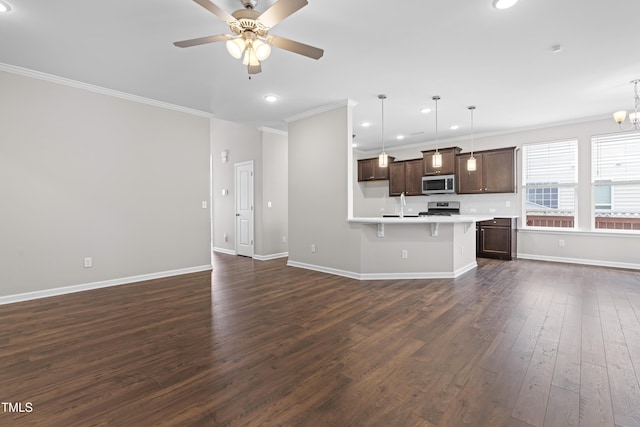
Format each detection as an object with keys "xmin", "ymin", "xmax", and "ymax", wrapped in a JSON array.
[{"xmin": 519, "ymin": 227, "xmax": 640, "ymax": 238}]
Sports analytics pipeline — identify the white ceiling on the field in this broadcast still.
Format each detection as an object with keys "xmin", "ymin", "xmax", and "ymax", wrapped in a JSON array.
[{"xmin": 1, "ymin": 0, "xmax": 639, "ymax": 151}]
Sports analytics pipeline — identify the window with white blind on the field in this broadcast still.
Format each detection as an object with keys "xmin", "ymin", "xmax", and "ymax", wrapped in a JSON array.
[
  {"xmin": 592, "ymin": 133, "xmax": 640, "ymax": 231},
  {"xmin": 522, "ymin": 139, "xmax": 578, "ymax": 228}
]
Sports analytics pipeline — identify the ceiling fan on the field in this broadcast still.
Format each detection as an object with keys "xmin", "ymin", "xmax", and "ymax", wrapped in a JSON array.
[{"xmin": 174, "ymin": 0, "xmax": 324, "ymax": 75}]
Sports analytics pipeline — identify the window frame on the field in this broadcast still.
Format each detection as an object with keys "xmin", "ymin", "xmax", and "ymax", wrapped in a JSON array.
[
  {"xmin": 591, "ymin": 132, "xmax": 640, "ymax": 232},
  {"xmin": 521, "ymin": 139, "xmax": 579, "ymax": 230}
]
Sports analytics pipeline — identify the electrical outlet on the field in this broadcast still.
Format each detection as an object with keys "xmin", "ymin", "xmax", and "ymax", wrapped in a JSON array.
[
  {"xmin": 282, "ymin": 236, "xmax": 287, "ymax": 244},
  {"xmin": 401, "ymin": 249, "xmax": 408, "ymax": 259},
  {"xmin": 505, "ymin": 201, "xmax": 511, "ymax": 208},
  {"xmin": 489, "ymin": 208, "xmax": 496, "ymax": 213},
  {"xmin": 311, "ymin": 244, "xmax": 316, "ymax": 253},
  {"xmin": 470, "ymin": 208, "xmax": 477, "ymax": 213},
  {"xmin": 202, "ymin": 201, "xmax": 207, "ymax": 209},
  {"xmin": 224, "ymin": 233, "xmax": 228, "ymax": 242},
  {"xmin": 84, "ymin": 257, "xmax": 92, "ymax": 268},
  {"xmin": 559, "ymin": 239, "xmax": 565, "ymax": 247}
]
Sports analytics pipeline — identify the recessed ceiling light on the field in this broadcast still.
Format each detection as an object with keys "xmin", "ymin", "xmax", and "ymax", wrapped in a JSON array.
[
  {"xmin": 492, "ymin": 0, "xmax": 518, "ymax": 9},
  {"xmin": 360, "ymin": 122, "xmax": 371, "ymax": 127},
  {"xmin": 0, "ymin": 1, "xmax": 12, "ymax": 12},
  {"xmin": 264, "ymin": 94, "xmax": 278, "ymax": 103},
  {"xmin": 449, "ymin": 125, "xmax": 460, "ymax": 130},
  {"xmin": 396, "ymin": 135, "xmax": 405, "ymax": 140},
  {"xmin": 352, "ymin": 143, "xmax": 358, "ymax": 148},
  {"xmin": 420, "ymin": 108, "xmax": 432, "ymax": 114}
]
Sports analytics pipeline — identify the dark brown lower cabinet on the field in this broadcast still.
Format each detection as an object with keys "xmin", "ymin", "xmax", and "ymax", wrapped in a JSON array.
[{"xmin": 476, "ymin": 218, "xmax": 517, "ymax": 260}]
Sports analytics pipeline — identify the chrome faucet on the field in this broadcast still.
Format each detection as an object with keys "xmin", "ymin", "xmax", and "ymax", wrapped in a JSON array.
[{"xmin": 400, "ymin": 192, "xmax": 406, "ymax": 218}]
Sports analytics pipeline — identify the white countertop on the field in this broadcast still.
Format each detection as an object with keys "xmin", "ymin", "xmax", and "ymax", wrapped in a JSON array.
[{"xmin": 349, "ymin": 215, "xmax": 495, "ymax": 224}]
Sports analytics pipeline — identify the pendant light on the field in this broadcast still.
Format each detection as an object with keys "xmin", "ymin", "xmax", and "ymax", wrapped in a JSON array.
[
  {"xmin": 378, "ymin": 94, "xmax": 388, "ymax": 167},
  {"xmin": 432, "ymin": 96, "xmax": 442, "ymax": 168},
  {"xmin": 467, "ymin": 106, "xmax": 477, "ymax": 171}
]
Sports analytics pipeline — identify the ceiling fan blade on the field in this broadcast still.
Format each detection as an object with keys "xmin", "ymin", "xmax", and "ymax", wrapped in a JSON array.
[
  {"xmin": 193, "ymin": 0, "xmax": 237, "ymax": 23},
  {"xmin": 174, "ymin": 34, "xmax": 229, "ymax": 48},
  {"xmin": 248, "ymin": 63, "xmax": 262, "ymax": 74},
  {"xmin": 269, "ymin": 35, "xmax": 323, "ymax": 59},
  {"xmin": 258, "ymin": 0, "xmax": 308, "ymax": 28}
]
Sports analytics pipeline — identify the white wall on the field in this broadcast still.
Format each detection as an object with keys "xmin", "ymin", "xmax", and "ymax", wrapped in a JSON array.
[
  {"xmin": 260, "ymin": 130, "xmax": 288, "ymax": 257},
  {"xmin": 210, "ymin": 119, "xmax": 288, "ymax": 258},
  {"xmin": 211, "ymin": 118, "xmax": 261, "ymax": 254},
  {"xmin": 0, "ymin": 70, "xmax": 212, "ymax": 299},
  {"xmin": 288, "ymin": 102, "xmax": 362, "ymax": 274}
]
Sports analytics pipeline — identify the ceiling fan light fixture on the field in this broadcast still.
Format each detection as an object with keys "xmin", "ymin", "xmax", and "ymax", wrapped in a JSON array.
[
  {"xmin": 242, "ymin": 49, "xmax": 259, "ymax": 66},
  {"xmin": 0, "ymin": 1, "xmax": 11, "ymax": 12},
  {"xmin": 226, "ymin": 37, "xmax": 246, "ymax": 59},
  {"xmin": 252, "ymin": 39, "xmax": 271, "ymax": 61}
]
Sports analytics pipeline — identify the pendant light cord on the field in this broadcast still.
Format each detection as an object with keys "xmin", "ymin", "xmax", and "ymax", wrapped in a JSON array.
[
  {"xmin": 379, "ymin": 94, "xmax": 387, "ymax": 153},
  {"xmin": 469, "ymin": 105, "xmax": 476, "ymax": 157},
  {"xmin": 433, "ymin": 96, "xmax": 440, "ymax": 153},
  {"xmin": 381, "ymin": 96, "xmax": 385, "ymax": 152}
]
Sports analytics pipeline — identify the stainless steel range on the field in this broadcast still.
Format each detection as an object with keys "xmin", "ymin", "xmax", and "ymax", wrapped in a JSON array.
[{"xmin": 419, "ymin": 201, "xmax": 461, "ymax": 216}]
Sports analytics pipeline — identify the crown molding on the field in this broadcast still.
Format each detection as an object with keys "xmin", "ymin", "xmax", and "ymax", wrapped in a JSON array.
[
  {"xmin": 0, "ymin": 63, "xmax": 214, "ymax": 118},
  {"xmin": 285, "ymin": 99, "xmax": 358, "ymax": 123},
  {"xmin": 258, "ymin": 126, "xmax": 288, "ymax": 136}
]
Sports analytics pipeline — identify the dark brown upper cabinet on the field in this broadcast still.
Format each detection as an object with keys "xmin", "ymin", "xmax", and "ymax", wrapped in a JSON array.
[
  {"xmin": 422, "ymin": 147, "xmax": 461, "ymax": 176},
  {"xmin": 357, "ymin": 156, "xmax": 395, "ymax": 182},
  {"xmin": 456, "ymin": 147, "xmax": 516, "ymax": 194},
  {"xmin": 389, "ymin": 159, "xmax": 423, "ymax": 196}
]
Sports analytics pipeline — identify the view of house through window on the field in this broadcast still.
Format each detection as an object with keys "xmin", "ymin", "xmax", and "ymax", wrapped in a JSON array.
[
  {"xmin": 592, "ymin": 133, "xmax": 640, "ymax": 231},
  {"xmin": 522, "ymin": 139, "xmax": 578, "ymax": 228}
]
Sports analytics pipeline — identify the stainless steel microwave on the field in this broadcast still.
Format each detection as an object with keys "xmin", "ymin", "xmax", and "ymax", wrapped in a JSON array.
[{"xmin": 422, "ymin": 174, "xmax": 456, "ymax": 195}]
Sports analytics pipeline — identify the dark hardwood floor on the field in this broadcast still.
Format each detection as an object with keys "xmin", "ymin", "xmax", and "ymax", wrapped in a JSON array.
[{"xmin": 2, "ymin": 254, "xmax": 640, "ymax": 426}]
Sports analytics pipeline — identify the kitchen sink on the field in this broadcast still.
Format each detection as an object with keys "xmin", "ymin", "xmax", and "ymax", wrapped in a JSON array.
[{"xmin": 382, "ymin": 214, "xmax": 419, "ymax": 218}]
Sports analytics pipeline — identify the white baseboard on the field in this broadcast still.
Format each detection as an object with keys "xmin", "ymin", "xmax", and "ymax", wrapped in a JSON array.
[
  {"xmin": 213, "ymin": 247, "xmax": 236, "ymax": 256},
  {"xmin": 213, "ymin": 248, "xmax": 288, "ymax": 261},
  {"xmin": 287, "ymin": 260, "xmax": 361, "ymax": 280},
  {"xmin": 517, "ymin": 253, "xmax": 640, "ymax": 270},
  {"xmin": 286, "ymin": 260, "xmax": 477, "ymax": 280},
  {"xmin": 0, "ymin": 265, "xmax": 213, "ymax": 306},
  {"xmin": 253, "ymin": 252, "xmax": 288, "ymax": 261}
]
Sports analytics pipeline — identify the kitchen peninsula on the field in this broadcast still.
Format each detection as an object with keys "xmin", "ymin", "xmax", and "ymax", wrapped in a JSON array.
[
  {"xmin": 348, "ymin": 213, "xmax": 494, "ymax": 279},
  {"xmin": 350, "ymin": 144, "xmax": 519, "ymax": 279}
]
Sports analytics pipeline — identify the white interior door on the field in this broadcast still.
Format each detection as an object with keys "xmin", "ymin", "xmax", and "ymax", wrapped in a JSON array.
[{"xmin": 235, "ymin": 161, "xmax": 254, "ymax": 257}]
